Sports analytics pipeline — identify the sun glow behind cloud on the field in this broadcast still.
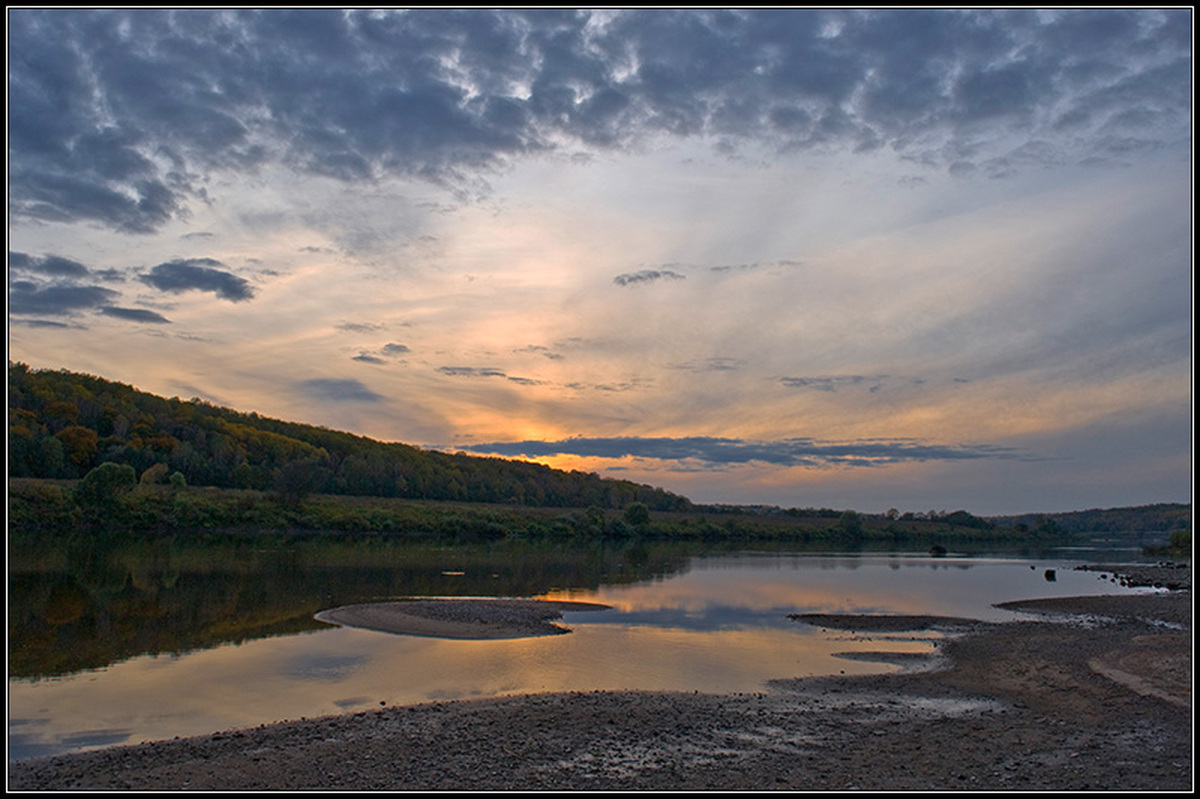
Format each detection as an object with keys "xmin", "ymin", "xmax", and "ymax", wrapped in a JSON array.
[{"xmin": 7, "ymin": 8, "xmax": 1191, "ymax": 514}]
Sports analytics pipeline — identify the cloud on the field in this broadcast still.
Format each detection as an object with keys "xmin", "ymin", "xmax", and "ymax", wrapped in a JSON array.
[
  {"xmin": 705, "ymin": 259, "xmax": 804, "ymax": 275},
  {"xmin": 8, "ymin": 251, "xmax": 161, "ymax": 324},
  {"xmin": 9, "ymin": 252, "xmax": 92, "ymax": 279},
  {"xmin": 9, "ymin": 283, "xmax": 120, "ymax": 316},
  {"xmin": 436, "ymin": 365, "xmax": 546, "ymax": 387},
  {"xmin": 613, "ymin": 269, "xmax": 686, "ymax": 287},
  {"xmin": 296, "ymin": 378, "xmax": 384, "ymax": 403},
  {"xmin": 98, "ymin": 306, "xmax": 172, "ymax": 324},
  {"xmin": 565, "ymin": 380, "xmax": 649, "ymax": 394},
  {"xmin": 461, "ymin": 436, "xmax": 1029, "ymax": 469},
  {"xmin": 513, "ymin": 345, "xmax": 564, "ymax": 360},
  {"xmin": 353, "ymin": 343, "xmax": 410, "ymax": 364},
  {"xmin": 438, "ymin": 366, "xmax": 508, "ymax": 378},
  {"xmin": 670, "ymin": 357, "xmax": 744, "ymax": 373},
  {"xmin": 11, "ymin": 9, "xmax": 1187, "ymax": 235},
  {"xmin": 139, "ymin": 259, "xmax": 255, "ymax": 302},
  {"xmin": 779, "ymin": 375, "xmax": 888, "ymax": 392},
  {"xmin": 4, "ymin": 9, "xmax": 1189, "ymax": 516},
  {"xmin": 337, "ymin": 322, "xmax": 388, "ymax": 333},
  {"xmin": 10, "ymin": 318, "xmax": 78, "ymax": 329}
]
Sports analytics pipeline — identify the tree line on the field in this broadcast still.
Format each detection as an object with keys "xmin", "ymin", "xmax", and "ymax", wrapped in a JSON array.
[
  {"xmin": 7, "ymin": 363, "xmax": 691, "ymax": 512},
  {"xmin": 988, "ymin": 504, "xmax": 1190, "ymax": 535}
]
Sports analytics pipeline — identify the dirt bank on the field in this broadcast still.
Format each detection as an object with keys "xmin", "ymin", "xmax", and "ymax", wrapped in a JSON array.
[{"xmin": 8, "ymin": 584, "xmax": 1191, "ymax": 791}]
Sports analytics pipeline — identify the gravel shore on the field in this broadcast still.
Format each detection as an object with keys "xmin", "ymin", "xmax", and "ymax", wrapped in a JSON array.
[{"xmin": 8, "ymin": 565, "xmax": 1192, "ymax": 791}]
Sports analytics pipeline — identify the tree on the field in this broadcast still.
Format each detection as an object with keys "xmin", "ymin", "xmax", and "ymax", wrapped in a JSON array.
[
  {"xmin": 75, "ymin": 462, "xmax": 137, "ymax": 519},
  {"xmin": 606, "ymin": 518, "xmax": 636, "ymax": 539},
  {"xmin": 1168, "ymin": 528, "xmax": 1190, "ymax": 556},
  {"xmin": 273, "ymin": 457, "xmax": 329, "ymax": 509},
  {"xmin": 623, "ymin": 501, "xmax": 651, "ymax": 527},
  {"xmin": 55, "ymin": 425, "xmax": 99, "ymax": 470},
  {"xmin": 140, "ymin": 462, "xmax": 169, "ymax": 485},
  {"xmin": 838, "ymin": 509, "xmax": 864, "ymax": 538}
]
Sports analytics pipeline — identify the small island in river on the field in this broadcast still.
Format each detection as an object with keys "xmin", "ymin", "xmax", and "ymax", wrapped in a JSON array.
[{"xmin": 314, "ymin": 597, "xmax": 612, "ymax": 640}]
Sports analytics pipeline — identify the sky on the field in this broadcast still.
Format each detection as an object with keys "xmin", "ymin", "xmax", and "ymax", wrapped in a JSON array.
[{"xmin": 7, "ymin": 8, "xmax": 1193, "ymax": 515}]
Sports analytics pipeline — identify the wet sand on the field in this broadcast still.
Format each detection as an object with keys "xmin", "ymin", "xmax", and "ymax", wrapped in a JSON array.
[
  {"xmin": 314, "ymin": 597, "xmax": 612, "ymax": 640},
  {"xmin": 8, "ymin": 568, "xmax": 1192, "ymax": 791}
]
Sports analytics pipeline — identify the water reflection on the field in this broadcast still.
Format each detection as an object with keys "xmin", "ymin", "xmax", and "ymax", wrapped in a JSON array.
[
  {"xmin": 8, "ymin": 534, "xmax": 695, "ymax": 679},
  {"xmin": 8, "ymin": 538, "xmax": 1156, "ymax": 761},
  {"xmin": 545, "ymin": 552, "xmax": 1154, "ymax": 628}
]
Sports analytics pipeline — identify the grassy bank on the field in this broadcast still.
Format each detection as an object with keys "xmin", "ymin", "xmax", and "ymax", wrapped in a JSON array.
[{"xmin": 9, "ymin": 476, "xmax": 1051, "ymax": 548}]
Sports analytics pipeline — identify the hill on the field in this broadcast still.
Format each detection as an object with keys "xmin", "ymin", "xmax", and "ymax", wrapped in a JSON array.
[
  {"xmin": 988, "ymin": 504, "xmax": 1191, "ymax": 536},
  {"xmin": 7, "ymin": 363, "xmax": 690, "ymax": 511}
]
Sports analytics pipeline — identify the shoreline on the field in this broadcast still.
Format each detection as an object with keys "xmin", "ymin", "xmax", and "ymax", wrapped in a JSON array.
[{"xmin": 8, "ymin": 567, "xmax": 1192, "ymax": 791}]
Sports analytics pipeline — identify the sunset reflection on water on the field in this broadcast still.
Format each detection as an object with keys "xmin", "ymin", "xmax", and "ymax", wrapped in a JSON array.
[{"xmin": 8, "ymin": 552, "xmax": 1149, "ymax": 760}]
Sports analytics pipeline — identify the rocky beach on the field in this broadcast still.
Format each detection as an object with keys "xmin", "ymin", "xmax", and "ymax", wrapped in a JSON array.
[{"xmin": 8, "ymin": 563, "xmax": 1191, "ymax": 791}]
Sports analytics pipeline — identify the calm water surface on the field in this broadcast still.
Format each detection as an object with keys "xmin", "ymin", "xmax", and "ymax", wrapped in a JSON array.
[{"xmin": 8, "ymin": 547, "xmax": 1155, "ymax": 761}]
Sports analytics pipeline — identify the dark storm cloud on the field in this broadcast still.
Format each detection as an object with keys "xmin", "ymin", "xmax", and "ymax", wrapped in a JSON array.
[
  {"xmin": 297, "ymin": 378, "xmax": 384, "ymax": 403},
  {"xmin": 98, "ymin": 306, "xmax": 172, "ymax": 324},
  {"xmin": 139, "ymin": 259, "xmax": 255, "ymax": 301},
  {"xmin": 9, "ymin": 9, "xmax": 1189, "ymax": 233},
  {"xmin": 613, "ymin": 269, "xmax": 686, "ymax": 287},
  {"xmin": 461, "ymin": 436, "xmax": 1027, "ymax": 468}
]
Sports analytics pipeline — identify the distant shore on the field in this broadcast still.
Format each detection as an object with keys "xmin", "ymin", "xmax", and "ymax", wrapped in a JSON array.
[{"xmin": 8, "ymin": 564, "xmax": 1191, "ymax": 791}]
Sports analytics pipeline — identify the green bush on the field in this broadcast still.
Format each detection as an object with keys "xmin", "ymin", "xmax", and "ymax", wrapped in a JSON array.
[
  {"xmin": 1169, "ymin": 528, "xmax": 1190, "ymax": 555},
  {"xmin": 75, "ymin": 462, "xmax": 136, "ymax": 509},
  {"xmin": 623, "ymin": 502, "xmax": 650, "ymax": 526}
]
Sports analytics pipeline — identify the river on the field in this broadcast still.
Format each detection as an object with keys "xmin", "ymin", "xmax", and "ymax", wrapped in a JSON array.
[{"xmin": 8, "ymin": 535, "xmax": 1159, "ymax": 760}]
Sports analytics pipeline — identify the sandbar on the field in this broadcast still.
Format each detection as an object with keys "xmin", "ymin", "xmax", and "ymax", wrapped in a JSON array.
[{"xmin": 314, "ymin": 597, "xmax": 612, "ymax": 640}]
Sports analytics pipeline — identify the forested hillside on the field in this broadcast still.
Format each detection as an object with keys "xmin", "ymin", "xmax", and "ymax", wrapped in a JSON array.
[
  {"xmin": 989, "ymin": 504, "xmax": 1191, "ymax": 535},
  {"xmin": 7, "ymin": 363, "xmax": 691, "ymax": 511}
]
